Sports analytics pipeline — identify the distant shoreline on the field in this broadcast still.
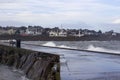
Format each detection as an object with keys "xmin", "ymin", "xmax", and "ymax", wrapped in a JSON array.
[{"xmin": 0, "ymin": 35, "xmax": 120, "ymax": 41}]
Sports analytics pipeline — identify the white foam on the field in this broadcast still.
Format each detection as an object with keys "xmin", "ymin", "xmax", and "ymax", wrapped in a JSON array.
[
  {"xmin": 87, "ymin": 45, "xmax": 120, "ymax": 54},
  {"xmin": 60, "ymin": 58, "xmax": 67, "ymax": 63},
  {"xmin": 42, "ymin": 42, "xmax": 72, "ymax": 49},
  {"xmin": 58, "ymin": 45, "xmax": 71, "ymax": 48},
  {"xmin": 42, "ymin": 42, "xmax": 56, "ymax": 47}
]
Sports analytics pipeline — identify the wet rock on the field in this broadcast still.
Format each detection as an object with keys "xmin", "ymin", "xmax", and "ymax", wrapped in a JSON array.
[
  {"xmin": 6, "ymin": 50, "xmax": 15, "ymax": 66},
  {"xmin": 18, "ymin": 54, "xmax": 28, "ymax": 69},
  {"xmin": 27, "ymin": 60, "xmax": 44, "ymax": 80},
  {"xmin": 0, "ymin": 49, "xmax": 3, "ymax": 63},
  {"xmin": 13, "ymin": 53, "xmax": 22, "ymax": 68},
  {"xmin": 21, "ymin": 53, "xmax": 37, "ymax": 74}
]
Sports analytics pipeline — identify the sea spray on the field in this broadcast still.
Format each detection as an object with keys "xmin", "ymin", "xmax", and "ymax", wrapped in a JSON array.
[
  {"xmin": 87, "ymin": 45, "xmax": 120, "ymax": 54},
  {"xmin": 42, "ymin": 41, "xmax": 56, "ymax": 47},
  {"xmin": 58, "ymin": 45, "xmax": 71, "ymax": 48},
  {"xmin": 43, "ymin": 41, "xmax": 72, "ymax": 48},
  {"xmin": 24, "ymin": 41, "xmax": 120, "ymax": 54}
]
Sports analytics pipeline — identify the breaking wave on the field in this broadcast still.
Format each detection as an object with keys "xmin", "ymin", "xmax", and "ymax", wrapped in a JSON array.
[
  {"xmin": 42, "ymin": 41, "xmax": 56, "ymax": 47},
  {"xmin": 58, "ymin": 45, "xmax": 71, "ymax": 48},
  {"xmin": 42, "ymin": 42, "xmax": 71, "ymax": 48},
  {"xmin": 86, "ymin": 45, "xmax": 120, "ymax": 54},
  {"xmin": 42, "ymin": 42, "xmax": 120, "ymax": 54}
]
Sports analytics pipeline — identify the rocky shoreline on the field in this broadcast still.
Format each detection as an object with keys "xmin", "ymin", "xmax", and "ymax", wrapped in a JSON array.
[{"xmin": 0, "ymin": 35, "xmax": 120, "ymax": 41}]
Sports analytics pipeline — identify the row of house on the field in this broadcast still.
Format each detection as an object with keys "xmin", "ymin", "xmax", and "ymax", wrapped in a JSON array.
[
  {"xmin": 0, "ymin": 26, "xmax": 118, "ymax": 37},
  {"xmin": 26, "ymin": 27, "xmax": 92, "ymax": 37},
  {"xmin": 0, "ymin": 28, "xmax": 16, "ymax": 35}
]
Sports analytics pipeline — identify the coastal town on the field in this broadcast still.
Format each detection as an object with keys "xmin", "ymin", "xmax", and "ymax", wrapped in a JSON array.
[{"xmin": 0, "ymin": 26, "xmax": 119, "ymax": 37}]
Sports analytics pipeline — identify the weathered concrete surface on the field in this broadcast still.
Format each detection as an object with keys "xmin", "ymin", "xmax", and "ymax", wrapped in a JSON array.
[{"xmin": 0, "ymin": 45, "xmax": 60, "ymax": 80}]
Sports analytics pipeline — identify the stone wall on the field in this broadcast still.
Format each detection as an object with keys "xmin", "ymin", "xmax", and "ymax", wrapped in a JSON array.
[{"xmin": 0, "ymin": 45, "xmax": 60, "ymax": 80}]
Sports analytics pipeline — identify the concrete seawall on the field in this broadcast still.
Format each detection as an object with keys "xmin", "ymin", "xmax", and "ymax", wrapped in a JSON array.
[{"xmin": 0, "ymin": 45, "xmax": 60, "ymax": 80}]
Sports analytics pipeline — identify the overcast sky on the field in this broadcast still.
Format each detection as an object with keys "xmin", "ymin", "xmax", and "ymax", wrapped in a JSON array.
[{"xmin": 0, "ymin": 0, "xmax": 120, "ymax": 32}]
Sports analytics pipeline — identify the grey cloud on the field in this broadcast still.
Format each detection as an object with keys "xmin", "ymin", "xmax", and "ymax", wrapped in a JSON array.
[{"xmin": 0, "ymin": 0, "xmax": 120, "ymax": 32}]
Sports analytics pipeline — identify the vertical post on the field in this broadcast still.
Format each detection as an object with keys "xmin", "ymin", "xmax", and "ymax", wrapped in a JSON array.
[{"xmin": 16, "ymin": 39, "xmax": 21, "ymax": 48}]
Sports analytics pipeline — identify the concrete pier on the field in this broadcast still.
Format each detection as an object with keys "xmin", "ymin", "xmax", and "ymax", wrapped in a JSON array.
[{"xmin": 0, "ymin": 45, "xmax": 60, "ymax": 80}]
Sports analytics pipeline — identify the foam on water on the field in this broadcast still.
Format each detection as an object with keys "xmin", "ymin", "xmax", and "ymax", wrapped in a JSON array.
[
  {"xmin": 87, "ymin": 45, "xmax": 120, "ymax": 54},
  {"xmin": 42, "ymin": 41, "xmax": 56, "ymax": 47},
  {"xmin": 43, "ymin": 41, "xmax": 71, "ymax": 48},
  {"xmin": 42, "ymin": 42, "xmax": 120, "ymax": 54},
  {"xmin": 58, "ymin": 45, "xmax": 71, "ymax": 48}
]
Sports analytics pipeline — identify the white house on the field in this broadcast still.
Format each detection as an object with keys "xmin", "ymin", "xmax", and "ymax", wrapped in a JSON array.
[
  {"xmin": 49, "ymin": 31, "xmax": 58, "ymax": 37},
  {"xmin": 26, "ymin": 27, "xmax": 42, "ymax": 35},
  {"xmin": 74, "ymin": 30, "xmax": 84, "ymax": 37},
  {"xmin": 26, "ymin": 29, "xmax": 35, "ymax": 35},
  {"xmin": 112, "ymin": 32, "xmax": 117, "ymax": 36},
  {"xmin": 7, "ymin": 29, "xmax": 16, "ymax": 35},
  {"xmin": 58, "ymin": 30, "xmax": 67, "ymax": 37},
  {"xmin": 49, "ymin": 29, "xmax": 67, "ymax": 37}
]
